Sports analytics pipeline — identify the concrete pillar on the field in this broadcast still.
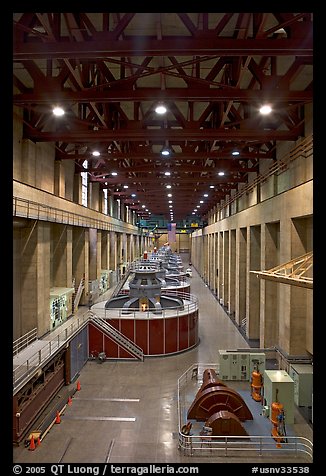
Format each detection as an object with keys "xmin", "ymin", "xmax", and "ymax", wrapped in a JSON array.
[
  {"xmin": 235, "ymin": 227, "xmax": 247, "ymax": 326},
  {"xmin": 72, "ymin": 228, "xmax": 89, "ymax": 305},
  {"xmin": 73, "ymin": 174, "xmax": 82, "ymax": 205},
  {"xmin": 228, "ymin": 229, "xmax": 236, "ymax": 317},
  {"xmin": 260, "ymin": 222, "xmax": 280, "ymax": 348},
  {"xmin": 89, "ymin": 228, "xmax": 98, "ymax": 280},
  {"xmin": 52, "ymin": 224, "xmax": 72, "ymax": 287},
  {"xmin": 19, "ymin": 221, "xmax": 51, "ymax": 338},
  {"xmin": 288, "ymin": 217, "xmax": 312, "ymax": 355},
  {"xmin": 222, "ymin": 231, "xmax": 229, "ymax": 306},
  {"xmin": 213, "ymin": 233, "xmax": 218, "ymax": 295},
  {"xmin": 246, "ymin": 225, "xmax": 261, "ymax": 341},
  {"xmin": 97, "ymin": 230, "xmax": 102, "ymax": 281},
  {"xmin": 110, "ymin": 231, "xmax": 117, "ymax": 271},
  {"xmin": 90, "ymin": 182, "xmax": 100, "ymax": 211},
  {"xmin": 218, "ymin": 232, "xmax": 223, "ymax": 301},
  {"xmin": 21, "ymin": 139, "xmax": 36, "ymax": 186},
  {"xmin": 101, "ymin": 231, "xmax": 110, "ymax": 270},
  {"xmin": 54, "ymin": 159, "xmax": 65, "ymax": 198}
]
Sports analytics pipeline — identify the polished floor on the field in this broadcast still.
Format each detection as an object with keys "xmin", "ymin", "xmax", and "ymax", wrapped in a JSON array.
[{"xmin": 13, "ymin": 253, "xmax": 313, "ymax": 464}]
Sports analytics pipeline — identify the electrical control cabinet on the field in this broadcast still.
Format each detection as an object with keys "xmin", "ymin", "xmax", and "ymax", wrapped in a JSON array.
[
  {"xmin": 218, "ymin": 350, "xmax": 266, "ymax": 381},
  {"xmin": 49, "ymin": 287, "xmax": 74, "ymax": 329},
  {"xmin": 263, "ymin": 370, "xmax": 294, "ymax": 424},
  {"xmin": 289, "ymin": 363, "xmax": 313, "ymax": 407},
  {"xmin": 88, "ymin": 279, "xmax": 99, "ymax": 303},
  {"xmin": 99, "ymin": 270, "xmax": 109, "ymax": 294}
]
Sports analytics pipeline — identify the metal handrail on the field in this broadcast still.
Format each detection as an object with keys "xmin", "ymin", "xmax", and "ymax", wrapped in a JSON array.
[
  {"xmin": 92, "ymin": 291, "xmax": 198, "ymax": 319},
  {"xmin": 177, "ymin": 363, "xmax": 313, "ymax": 461},
  {"xmin": 13, "ymin": 328, "xmax": 38, "ymax": 356},
  {"xmin": 13, "ymin": 313, "xmax": 90, "ymax": 394},
  {"xmin": 210, "ymin": 134, "xmax": 313, "ymax": 217},
  {"xmin": 89, "ymin": 312, "xmax": 144, "ymax": 360}
]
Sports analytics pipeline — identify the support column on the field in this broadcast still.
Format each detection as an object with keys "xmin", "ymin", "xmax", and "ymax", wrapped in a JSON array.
[
  {"xmin": 54, "ymin": 159, "xmax": 65, "ymax": 198},
  {"xmin": 218, "ymin": 232, "xmax": 223, "ymax": 301},
  {"xmin": 101, "ymin": 231, "xmax": 110, "ymax": 270},
  {"xmin": 222, "ymin": 231, "xmax": 229, "ymax": 307},
  {"xmin": 52, "ymin": 224, "xmax": 72, "ymax": 287},
  {"xmin": 228, "ymin": 229, "xmax": 236, "ymax": 317},
  {"xmin": 260, "ymin": 222, "xmax": 280, "ymax": 348},
  {"xmin": 20, "ymin": 221, "xmax": 51, "ymax": 337},
  {"xmin": 89, "ymin": 228, "xmax": 98, "ymax": 280},
  {"xmin": 246, "ymin": 225, "xmax": 261, "ymax": 341},
  {"xmin": 72, "ymin": 228, "xmax": 89, "ymax": 305},
  {"xmin": 235, "ymin": 227, "xmax": 247, "ymax": 326}
]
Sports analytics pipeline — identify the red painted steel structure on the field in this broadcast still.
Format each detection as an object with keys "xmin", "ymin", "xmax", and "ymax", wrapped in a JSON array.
[{"xmin": 88, "ymin": 310, "xmax": 198, "ymax": 358}]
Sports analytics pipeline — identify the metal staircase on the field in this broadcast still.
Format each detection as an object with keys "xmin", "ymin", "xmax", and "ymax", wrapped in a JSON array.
[
  {"xmin": 88, "ymin": 311, "xmax": 144, "ymax": 361},
  {"xmin": 73, "ymin": 274, "xmax": 85, "ymax": 312}
]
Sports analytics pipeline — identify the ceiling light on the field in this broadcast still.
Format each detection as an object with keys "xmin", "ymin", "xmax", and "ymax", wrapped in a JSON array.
[
  {"xmin": 169, "ymin": 205, "xmax": 173, "ymax": 208},
  {"xmin": 209, "ymin": 185, "xmax": 214, "ymax": 189},
  {"xmin": 167, "ymin": 193, "xmax": 172, "ymax": 197},
  {"xmin": 218, "ymin": 171, "xmax": 225, "ymax": 176},
  {"xmin": 53, "ymin": 107, "xmax": 65, "ymax": 116},
  {"xmin": 155, "ymin": 104, "xmax": 167, "ymax": 114},
  {"xmin": 161, "ymin": 149, "xmax": 170, "ymax": 156},
  {"xmin": 200, "ymin": 200, "xmax": 204, "ymax": 204},
  {"xmin": 166, "ymin": 185, "xmax": 172, "ymax": 189},
  {"xmin": 111, "ymin": 172, "xmax": 118, "ymax": 176},
  {"xmin": 259, "ymin": 104, "xmax": 272, "ymax": 115},
  {"xmin": 92, "ymin": 150, "xmax": 100, "ymax": 156},
  {"xmin": 168, "ymin": 200, "xmax": 172, "ymax": 203},
  {"xmin": 131, "ymin": 193, "xmax": 136, "ymax": 198},
  {"xmin": 164, "ymin": 171, "xmax": 171, "ymax": 176},
  {"xmin": 142, "ymin": 205, "xmax": 146, "ymax": 208},
  {"xmin": 192, "ymin": 212, "xmax": 195, "ymax": 215},
  {"xmin": 232, "ymin": 150, "xmax": 240, "ymax": 156},
  {"xmin": 204, "ymin": 194, "xmax": 208, "ymax": 197}
]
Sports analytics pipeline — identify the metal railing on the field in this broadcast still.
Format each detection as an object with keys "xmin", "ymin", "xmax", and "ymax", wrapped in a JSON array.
[
  {"xmin": 209, "ymin": 134, "xmax": 313, "ymax": 219},
  {"xmin": 13, "ymin": 313, "xmax": 90, "ymax": 394},
  {"xmin": 177, "ymin": 364, "xmax": 313, "ymax": 461},
  {"xmin": 89, "ymin": 312, "xmax": 144, "ymax": 361},
  {"xmin": 91, "ymin": 291, "xmax": 198, "ymax": 320},
  {"xmin": 13, "ymin": 328, "xmax": 37, "ymax": 356}
]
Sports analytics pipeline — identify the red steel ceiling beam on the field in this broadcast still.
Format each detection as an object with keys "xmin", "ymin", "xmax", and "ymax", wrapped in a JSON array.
[
  {"xmin": 13, "ymin": 88, "xmax": 312, "ymax": 104},
  {"xmin": 13, "ymin": 37, "xmax": 313, "ymax": 60}
]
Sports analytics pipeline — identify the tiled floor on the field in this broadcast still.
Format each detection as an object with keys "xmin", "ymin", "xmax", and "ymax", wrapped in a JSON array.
[{"xmin": 13, "ymin": 253, "xmax": 313, "ymax": 464}]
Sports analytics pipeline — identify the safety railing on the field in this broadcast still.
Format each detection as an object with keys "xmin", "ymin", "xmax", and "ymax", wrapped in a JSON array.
[
  {"xmin": 91, "ymin": 291, "xmax": 198, "ymax": 320},
  {"xmin": 13, "ymin": 191, "xmax": 139, "ymax": 235},
  {"xmin": 211, "ymin": 134, "xmax": 313, "ymax": 217},
  {"xmin": 177, "ymin": 364, "xmax": 313, "ymax": 461},
  {"xmin": 13, "ymin": 328, "xmax": 38, "ymax": 356},
  {"xmin": 89, "ymin": 312, "xmax": 144, "ymax": 361},
  {"xmin": 13, "ymin": 313, "xmax": 90, "ymax": 394}
]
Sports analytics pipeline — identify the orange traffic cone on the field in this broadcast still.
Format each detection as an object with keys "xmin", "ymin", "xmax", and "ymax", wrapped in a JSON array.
[
  {"xmin": 37, "ymin": 436, "xmax": 41, "ymax": 446},
  {"xmin": 55, "ymin": 411, "xmax": 61, "ymax": 424},
  {"xmin": 76, "ymin": 380, "xmax": 81, "ymax": 391},
  {"xmin": 29, "ymin": 437, "xmax": 36, "ymax": 451},
  {"xmin": 68, "ymin": 396, "xmax": 72, "ymax": 405}
]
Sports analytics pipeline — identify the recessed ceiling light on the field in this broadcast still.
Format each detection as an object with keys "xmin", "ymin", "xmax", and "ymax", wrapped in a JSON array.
[
  {"xmin": 260, "ymin": 104, "xmax": 272, "ymax": 115},
  {"xmin": 155, "ymin": 105, "xmax": 167, "ymax": 114},
  {"xmin": 53, "ymin": 107, "xmax": 65, "ymax": 116}
]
